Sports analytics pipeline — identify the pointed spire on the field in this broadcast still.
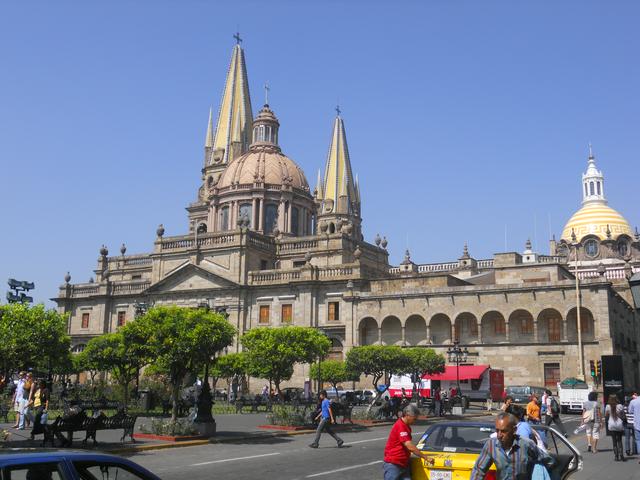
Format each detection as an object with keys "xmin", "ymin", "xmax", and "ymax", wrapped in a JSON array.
[
  {"xmin": 211, "ymin": 40, "xmax": 254, "ymax": 164},
  {"xmin": 205, "ymin": 107, "xmax": 214, "ymax": 148},
  {"xmin": 582, "ymin": 144, "xmax": 606, "ymax": 205},
  {"xmin": 315, "ymin": 169, "xmax": 324, "ymax": 199},
  {"xmin": 354, "ymin": 174, "xmax": 360, "ymax": 202},
  {"xmin": 321, "ymin": 110, "xmax": 357, "ymax": 214}
]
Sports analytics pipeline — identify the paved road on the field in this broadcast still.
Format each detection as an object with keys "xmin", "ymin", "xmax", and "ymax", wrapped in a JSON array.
[{"xmin": 128, "ymin": 413, "xmax": 640, "ymax": 480}]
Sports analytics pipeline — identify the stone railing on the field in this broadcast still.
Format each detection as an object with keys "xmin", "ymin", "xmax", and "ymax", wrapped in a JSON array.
[
  {"xmin": 248, "ymin": 264, "xmax": 358, "ymax": 285},
  {"xmin": 108, "ymin": 255, "xmax": 152, "ymax": 267},
  {"xmin": 248, "ymin": 235, "xmax": 275, "ymax": 251},
  {"xmin": 70, "ymin": 285, "xmax": 99, "ymax": 297},
  {"xmin": 538, "ymin": 255, "xmax": 565, "ymax": 263},
  {"xmin": 112, "ymin": 281, "xmax": 151, "ymax": 294},
  {"xmin": 249, "ymin": 270, "xmax": 301, "ymax": 283},
  {"xmin": 160, "ymin": 232, "xmax": 238, "ymax": 251},
  {"xmin": 278, "ymin": 239, "xmax": 318, "ymax": 253},
  {"xmin": 418, "ymin": 262, "xmax": 458, "ymax": 273},
  {"xmin": 577, "ymin": 267, "xmax": 637, "ymax": 281},
  {"xmin": 318, "ymin": 266, "xmax": 353, "ymax": 278},
  {"xmin": 476, "ymin": 259, "xmax": 494, "ymax": 269}
]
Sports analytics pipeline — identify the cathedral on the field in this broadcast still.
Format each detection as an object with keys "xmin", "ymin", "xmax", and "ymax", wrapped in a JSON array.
[{"xmin": 55, "ymin": 40, "xmax": 640, "ymax": 391}]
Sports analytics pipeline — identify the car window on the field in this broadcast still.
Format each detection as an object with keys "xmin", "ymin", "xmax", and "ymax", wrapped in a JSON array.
[
  {"xmin": 6, "ymin": 463, "xmax": 65, "ymax": 480},
  {"xmin": 73, "ymin": 462, "xmax": 152, "ymax": 480},
  {"xmin": 422, "ymin": 425, "xmax": 494, "ymax": 452},
  {"xmin": 506, "ymin": 387, "xmax": 529, "ymax": 395}
]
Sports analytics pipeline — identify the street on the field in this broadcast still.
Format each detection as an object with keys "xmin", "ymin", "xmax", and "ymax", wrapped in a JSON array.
[{"xmin": 127, "ymin": 413, "xmax": 640, "ymax": 480}]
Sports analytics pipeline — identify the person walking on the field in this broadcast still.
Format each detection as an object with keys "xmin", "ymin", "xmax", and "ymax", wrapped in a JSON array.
[
  {"xmin": 29, "ymin": 379, "xmax": 50, "ymax": 440},
  {"xmin": 527, "ymin": 394, "xmax": 541, "ymax": 424},
  {"xmin": 582, "ymin": 391, "xmax": 603, "ymax": 453},
  {"xmin": 20, "ymin": 373, "xmax": 35, "ymax": 430},
  {"xmin": 433, "ymin": 387, "xmax": 441, "ymax": 417},
  {"xmin": 383, "ymin": 403, "xmax": 433, "ymax": 480},
  {"xmin": 501, "ymin": 395, "xmax": 514, "ymax": 412},
  {"xmin": 544, "ymin": 389, "xmax": 567, "ymax": 436},
  {"xmin": 605, "ymin": 395, "xmax": 626, "ymax": 461},
  {"xmin": 308, "ymin": 390, "xmax": 343, "ymax": 449},
  {"xmin": 629, "ymin": 392, "xmax": 640, "ymax": 462},
  {"xmin": 624, "ymin": 393, "xmax": 637, "ymax": 457},
  {"xmin": 470, "ymin": 412, "xmax": 553, "ymax": 480},
  {"xmin": 11, "ymin": 372, "xmax": 26, "ymax": 429}
]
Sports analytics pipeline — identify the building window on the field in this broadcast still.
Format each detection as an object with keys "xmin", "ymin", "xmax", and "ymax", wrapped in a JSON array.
[
  {"xmin": 239, "ymin": 203, "xmax": 252, "ymax": 228},
  {"xmin": 521, "ymin": 317, "xmax": 534, "ymax": 335},
  {"xmin": 281, "ymin": 304, "xmax": 292, "ymax": 324},
  {"xmin": 264, "ymin": 204, "xmax": 278, "ymax": 234},
  {"xmin": 259, "ymin": 305, "xmax": 270, "ymax": 324},
  {"xmin": 589, "ymin": 182, "xmax": 594, "ymax": 195},
  {"xmin": 548, "ymin": 317, "xmax": 561, "ymax": 342},
  {"xmin": 260, "ymin": 260, "xmax": 268, "ymax": 270},
  {"xmin": 597, "ymin": 181, "xmax": 601, "ymax": 195},
  {"xmin": 543, "ymin": 363, "xmax": 561, "ymax": 389},
  {"xmin": 293, "ymin": 260, "xmax": 306, "ymax": 268},
  {"xmin": 494, "ymin": 318, "xmax": 506, "ymax": 335},
  {"xmin": 117, "ymin": 311, "xmax": 126, "ymax": 327},
  {"xmin": 328, "ymin": 302, "xmax": 340, "ymax": 321},
  {"xmin": 81, "ymin": 313, "xmax": 90, "ymax": 329},
  {"xmin": 618, "ymin": 240, "xmax": 629, "ymax": 257},
  {"xmin": 469, "ymin": 319, "xmax": 478, "ymax": 337},
  {"xmin": 584, "ymin": 183, "xmax": 588, "ymax": 197},
  {"xmin": 220, "ymin": 206, "xmax": 230, "ymax": 231},
  {"xmin": 291, "ymin": 206, "xmax": 299, "ymax": 236},
  {"xmin": 584, "ymin": 239, "xmax": 599, "ymax": 258}
]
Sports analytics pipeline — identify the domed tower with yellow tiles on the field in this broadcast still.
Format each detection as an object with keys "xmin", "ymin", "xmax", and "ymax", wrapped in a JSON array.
[{"xmin": 557, "ymin": 147, "xmax": 638, "ymax": 266}]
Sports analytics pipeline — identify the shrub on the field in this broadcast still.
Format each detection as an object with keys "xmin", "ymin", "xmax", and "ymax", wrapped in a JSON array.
[
  {"xmin": 139, "ymin": 418, "xmax": 199, "ymax": 436},
  {"xmin": 266, "ymin": 405, "xmax": 308, "ymax": 426}
]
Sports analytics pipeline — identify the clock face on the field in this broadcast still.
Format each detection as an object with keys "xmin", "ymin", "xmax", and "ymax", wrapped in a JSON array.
[{"xmin": 584, "ymin": 239, "xmax": 599, "ymax": 258}]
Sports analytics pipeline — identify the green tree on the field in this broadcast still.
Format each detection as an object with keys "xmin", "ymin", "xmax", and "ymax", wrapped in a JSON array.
[
  {"xmin": 137, "ymin": 306, "xmax": 236, "ymax": 421},
  {"xmin": 345, "ymin": 345, "xmax": 411, "ymax": 411},
  {"xmin": 241, "ymin": 326, "xmax": 331, "ymax": 396},
  {"xmin": 0, "ymin": 303, "xmax": 71, "ymax": 378},
  {"xmin": 309, "ymin": 359, "xmax": 359, "ymax": 394},
  {"xmin": 72, "ymin": 350, "xmax": 101, "ymax": 384},
  {"xmin": 210, "ymin": 352, "xmax": 248, "ymax": 399},
  {"xmin": 404, "ymin": 347, "xmax": 446, "ymax": 395}
]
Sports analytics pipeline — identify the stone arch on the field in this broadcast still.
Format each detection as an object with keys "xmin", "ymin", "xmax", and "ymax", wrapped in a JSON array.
[
  {"xmin": 405, "ymin": 315, "xmax": 428, "ymax": 346},
  {"xmin": 381, "ymin": 315, "xmax": 402, "ymax": 345},
  {"xmin": 429, "ymin": 314, "xmax": 452, "ymax": 345},
  {"xmin": 327, "ymin": 337, "xmax": 344, "ymax": 360},
  {"xmin": 358, "ymin": 317, "xmax": 378, "ymax": 346},
  {"xmin": 537, "ymin": 308, "xmax": 563, "ymax": 343},
  {"xmin": 454, "ymin": 312, "xmax": 479, "ymax": 344},
  {"xmin": 566, "ymin": 307, "xmax": 595, "ymax": 342},
  {"xmin": 481, "ymin": 311, "xmax": 506, "ymax": 343},
  {"xmin": 508, "ymin": 309, "xmax": 535, "ymax": 343},
  {"xmin": 329, "ymin": 223, "xmax": 336, "ymax": 234}
]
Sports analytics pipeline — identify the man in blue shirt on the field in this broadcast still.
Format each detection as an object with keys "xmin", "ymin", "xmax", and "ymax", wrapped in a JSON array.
[
  {"xmin": 627, "ymin": 391, "xmax": 640, "ymax": 460},
  {"xmin": 470, "ymin": 412, "xmax": 553, "ymax": 480},
  {"xmin": 309, "ymin": 390, "xmax": 344, "ymax": 448}
]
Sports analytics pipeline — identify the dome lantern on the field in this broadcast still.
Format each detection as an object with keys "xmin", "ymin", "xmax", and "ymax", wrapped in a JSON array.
[{"xmin": 251, "ymin": 104, "xmax": 280, "ymax": 147}]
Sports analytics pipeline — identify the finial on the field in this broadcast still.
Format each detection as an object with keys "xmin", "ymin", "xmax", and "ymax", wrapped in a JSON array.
[
  {"xmin": 571, "ymin": 228, "xmax": 577, "ymax": 243},
  {"xmin": 381, "ymin": 236, "xmax": 388, "ymax": 249},
  {"xmin": 120, "ymin": 243, "xmax": 127, "ymax": 256},
  {"xmin": 100, "ymin": 245, "xmax": 108, "ymax": 257},
  {"xmin": 462, "ymin": 242, "xmax": 469, "ymax": 258},
  {"xmin": 264, "ymin": 83, "xmax": 270, "ymax": 106},
  {"xmin": 233, "ymin": 32, "xmax": 242, "ymax": 44},
  {"xmin": 354, "ymin": 245, "xmax": 362, "ymax": 260},
  {"xmin": 89, "ymin": 276, "xmax": 94, "ymax": 283},
  {"xmin": 588, "ymin": 142, "xmax": 593, "ymax": 159},
  {"xmin": 597, "ymin": 263, "xmax": 606, "ymax": 276},
  {"xmin": 375, "ymin": 233, "xmax": 381, "ymax": 247},
  {"xmin": 635, "ymin": 226, "xmax": 639, "ymax": 241},
  {"xmin": 335, "ymin": 104, "xmax": 341, "ymax": 117},
  {"xmin": 405, "ymin": 249, "xmax": 411, "ymax": 261},
  {"xmin": 156, "ymin": 224, "xmax": 165, "ymax": 238},
  {"xmin": 64, "ymin": 272, "xmax": 71, "ymax": 284},
  {"xmin": 606, "ymin": 224, "xmax": 612, "ymax": 239},
  {"xmin": 525, "ymin": 238, "xmax": 532, "ymax": 251}
]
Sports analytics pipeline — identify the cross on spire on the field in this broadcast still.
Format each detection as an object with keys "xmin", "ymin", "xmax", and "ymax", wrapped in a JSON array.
[
  {"xmin": 588, "ymin": 142, "xmax": 593, "ymax": 158},
  {"xmin": 264, "ymin": 83, "xmax": 270, "ymax": 105},
  {"xmin": 335, "ymin": 104, "xmax": 341, "ymax": 116},
  {"xmin": 233, "ymin": 32, "xmax": 242, "ymax": 44}
]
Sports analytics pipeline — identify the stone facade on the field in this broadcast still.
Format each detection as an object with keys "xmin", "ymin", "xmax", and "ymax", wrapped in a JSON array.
[{"xmin": 54, "ymin": 41, "xmax": 640, "ymax": 392}]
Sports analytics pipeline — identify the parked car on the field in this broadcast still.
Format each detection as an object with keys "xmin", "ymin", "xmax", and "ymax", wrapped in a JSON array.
[
  {"xmin": 411, "ymin": 421, "xmax": 582, "ymax": 480},
  {"xmin": 0, "ymin": 451, "xmax": 161, "ymax": 480},
  {"xmin": 505, "ymin": 385, "xmax": 546, "ymax": 405}
]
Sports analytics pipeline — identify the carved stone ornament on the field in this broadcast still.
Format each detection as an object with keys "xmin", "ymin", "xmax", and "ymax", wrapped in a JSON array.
[
  {"xmin": 381, "ymin": 236, "xmax": 388, "ymax": 249},
  {"xmin": 319, "ymin": 222, "xmax": 328, "ymax": 233},
  {"xmin": 99, "ymin": 245, "xmax": 109, "ymax": 257},
  {"xmin": 375, "ymin": 234, "xmax": 381, "ymax": 247},
  {"xmin": 156, "ymin": 224, "xmax": 165, "ymax": 237},
  {"xmin": 64, "ymin": 272, "xmax": 71, "ymax": 284},
  {"xmin": 354, "ymin": 245, "xmax": 362, "ymax": 259}
]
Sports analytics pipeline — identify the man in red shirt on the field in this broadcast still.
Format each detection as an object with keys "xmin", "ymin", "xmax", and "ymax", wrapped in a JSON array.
[{"xmin": 383, "ymin": 403, "xmax": 433, "ymax": 479}]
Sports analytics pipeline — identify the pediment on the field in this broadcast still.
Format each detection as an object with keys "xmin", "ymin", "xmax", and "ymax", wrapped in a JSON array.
[{"xmin": 147, "ymin": 263, "xmax": 236, "ymax": 293}]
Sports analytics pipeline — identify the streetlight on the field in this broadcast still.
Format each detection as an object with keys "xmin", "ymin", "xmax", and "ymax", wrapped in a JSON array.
[
  {"xmin": 447, "ymin": 340, "xmax": 468, "ymax": 397},
  {"xmin": 6, "ymin": 278, "xmax": 34, "ymax": 304},
  {"xmin": 569, "ymin": 229, "xmax": 586, "ymax": 381}
]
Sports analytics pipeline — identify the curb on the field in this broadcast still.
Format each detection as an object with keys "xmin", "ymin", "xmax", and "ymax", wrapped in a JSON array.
[{"xmin": 107, "ymin": 411, "xmax": 496, "ymax": 454}]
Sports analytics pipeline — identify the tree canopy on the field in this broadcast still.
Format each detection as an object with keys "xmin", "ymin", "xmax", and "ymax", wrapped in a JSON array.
[
  {"xmin": 0, "ymin": 303, "xmax": 71, "ymax": 377},
  {"xmin": 309, "ymin": 359, "xmax": 359, "ymax": 393},
  {"xmin": 241, "ymin": 326, "xmax": 331, "ymax": 394}
]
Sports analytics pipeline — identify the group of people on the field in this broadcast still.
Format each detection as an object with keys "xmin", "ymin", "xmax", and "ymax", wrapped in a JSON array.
[
  {"xmin": 8, "ymin": 371, "xmax": 50, "ymax": 440},
  {"xmin": 581, "ymin": 390, "xmax": 640, "ymax": 462},
  {"xmin": 502, "ymin": 389, "xmax": 568, "ymax": 436}
]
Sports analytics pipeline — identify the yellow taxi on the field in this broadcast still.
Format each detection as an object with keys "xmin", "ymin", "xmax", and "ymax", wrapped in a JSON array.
[{"xmin": 410, "ymin": 421, "xmax": 582, "ymax": 480}]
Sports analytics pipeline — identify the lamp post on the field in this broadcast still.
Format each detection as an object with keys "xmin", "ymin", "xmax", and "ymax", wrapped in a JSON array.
[
  {"xmin": 570, "ymin": 230, "xmax": 586, "ymax": 381},
  {"xmin": 6, "ymin": 278, "xmax": 34, "ymax": 304},
  {"xmin": 447, "ymin": 340, "xmax": 468, "ymax": 397}
]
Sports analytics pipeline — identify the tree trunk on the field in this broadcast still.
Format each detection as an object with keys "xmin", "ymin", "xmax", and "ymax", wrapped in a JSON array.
[
  {"xmin": 171, "ymin": 381, "xmax": 180, "ymax": 423},
  {"xmin": 123, "ymin": 380, "xmax": 129, "ymax": 413}
]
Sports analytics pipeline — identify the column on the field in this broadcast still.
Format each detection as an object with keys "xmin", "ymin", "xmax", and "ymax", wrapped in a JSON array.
[
  {"xmin": 251, "ymin": 198, "xmax": 257, "ymax": 229},
  {"xmin": 505, "ymin": 321, "xmax": 510, "ymax": 343},
  {"xmin": 287, "ymin": 202, "xmax": 293, "ymax": 233},
  {"xmin": 533, "ymin": 321, "xmax": 539, "ymax": 343},
  {"xmin": 378, "ymin": 327, "xmax": 382, "ymax": 345},
  {"xmin": 562, "ymin": 319, "xmax": 568, "ymax": 342},
  {"xmin": 401, "ymin": 325, "xmax": 406, "ymax": 346},
  {"xmin": 477, "ymin": 321, "xmax": 482, "ymax": 344},
  {"xmin": 278, "ymin": 201, "xmax": 285, "ymax": 232},
  {"xmin": 426, "ymin": 325, "xmax": 431, "ymax": 344},
  {"xmin": 258, "ymin": 199, "xmax": 264, "ymax": 232}
]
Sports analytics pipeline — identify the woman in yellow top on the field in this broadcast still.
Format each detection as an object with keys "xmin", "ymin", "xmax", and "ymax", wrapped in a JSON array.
[
  {"xmin": 29, "ymin": 379, "xmax": 49, "ymax": 440},
  {"xmin": 526, "ymin": 394, "xmax": 541, "ymax": 424}
]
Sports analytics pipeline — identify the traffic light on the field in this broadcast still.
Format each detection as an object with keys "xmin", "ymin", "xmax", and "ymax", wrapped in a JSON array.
[
  {"xmin": 590, "ymin": 360, "xmax": 595, "ymax": 377},
  {"xmin": 597, "ymin": 360, "xmax": 602, "ymax": 378}
]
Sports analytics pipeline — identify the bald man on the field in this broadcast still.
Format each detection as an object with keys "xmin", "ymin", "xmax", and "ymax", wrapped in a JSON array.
[{"xmin": 470, "ymin": 413, "xmax": 553, "ymax": 480}]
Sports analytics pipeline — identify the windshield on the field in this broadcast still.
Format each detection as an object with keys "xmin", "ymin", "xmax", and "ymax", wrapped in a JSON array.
[
  {"xmin": 421, "ymin": 425, "xmax": 494, "ymax": 453},
  {"xmin": 506, "ymin": 386, "xmax": 529, "ymax": 395}
]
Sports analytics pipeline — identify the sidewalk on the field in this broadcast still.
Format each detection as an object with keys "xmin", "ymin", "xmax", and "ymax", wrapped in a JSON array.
[{"xmin": 0, "ymin": 407, "xmax": 494, "ymax": 454}]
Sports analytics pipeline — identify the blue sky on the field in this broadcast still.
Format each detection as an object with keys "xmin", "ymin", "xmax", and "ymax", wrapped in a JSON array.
[{"xmin": 1, "ymin": 1, "xmax": 638, "ymax": 305}]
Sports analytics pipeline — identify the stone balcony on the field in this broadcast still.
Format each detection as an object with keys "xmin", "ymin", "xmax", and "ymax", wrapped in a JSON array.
[{"xmin": 248, "ymin": 264, "xmax": 358, "ymax": 285}]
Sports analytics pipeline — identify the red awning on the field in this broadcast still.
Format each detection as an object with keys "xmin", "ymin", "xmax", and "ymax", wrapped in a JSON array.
[{"xmin": 422, "ymin": 365, "xmax": 489, "ymax": 381}]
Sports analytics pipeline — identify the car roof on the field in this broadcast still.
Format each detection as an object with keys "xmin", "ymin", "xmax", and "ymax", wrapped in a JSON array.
[
  {"xmin": 0, "ymin": 450, "xmax": 134, "ymax": 465},
  {"xmin": 424, "ymin": 421, "xmax": 493, "ymax": 430}
]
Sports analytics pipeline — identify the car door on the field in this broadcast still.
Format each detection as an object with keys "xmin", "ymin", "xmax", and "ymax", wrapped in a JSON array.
[
  {"xmin": 70, "ymin": 461, "xmax": 160, "ymax": 480},
  {"xmin": 533, "ymin": 425, "xmax": 583, "ymax": 480}
]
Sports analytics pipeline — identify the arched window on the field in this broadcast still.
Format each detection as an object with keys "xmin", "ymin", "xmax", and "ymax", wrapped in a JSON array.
[
  {"xmin": 618, "ymin": 240, "xmax": 629, "ymax": 257},
  {"xmin": 239, "ymin": 203, "xmax": 252, "ymax": 228},
  {"xmin": 584, "ymin": 239, "xmax": 599, "ymax": 258},
  {"xmin": 584, "ymin": 183, "xmax": 588, "ymax": 197},
  {"xmin": 597, "ymin": 182, "xmax": 601, "ymax": 195},
  {"xmin": 590, "ymin": 182, "xmax": 595, "ymax": 195},
  {"xmin": 291, "ymin": 206, "xmax": 299, "ymax": 235},
  {"xmin": 329, "ymin": 223, "xmax": 335, "ymax": 234},
  {"xmin": 264, "ymin": 204, "xmax": 278, "ymax": 234},
  {"xmin": 220, "ymin": 206, "xmax": 230, "ymax": 231}
]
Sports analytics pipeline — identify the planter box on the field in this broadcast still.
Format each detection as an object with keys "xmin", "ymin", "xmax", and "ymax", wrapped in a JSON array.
[{"xmin": 132, "ymin": 433, "xmax": 208, "ymax": 442}]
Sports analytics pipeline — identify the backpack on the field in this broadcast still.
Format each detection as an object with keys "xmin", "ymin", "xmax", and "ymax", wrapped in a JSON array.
[{"xmin": 550, "ymin": 397, "xmax": 560, "ymax": 415}]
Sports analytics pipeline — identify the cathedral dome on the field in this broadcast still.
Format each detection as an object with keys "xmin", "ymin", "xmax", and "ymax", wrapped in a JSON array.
[
  {"xmin": 217, "ymin": 147, "xmax": 310, "ymax": 191},
  {"xmin": 561, "ymin": 203, "xmax": 633, "ymax": 241}
]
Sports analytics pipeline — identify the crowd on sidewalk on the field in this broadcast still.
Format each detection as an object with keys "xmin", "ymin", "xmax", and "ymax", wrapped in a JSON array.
[{"xmin": 2, "ymin": 371, "xmax": 50, "ymax": 441}]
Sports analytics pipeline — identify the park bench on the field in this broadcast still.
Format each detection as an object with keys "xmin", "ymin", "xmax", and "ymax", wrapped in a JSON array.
[
  {"xmin": 42, "ymin": 402, "xmax": 136, "ymax": 447},
  {"xmin": 234, "ymin": 395, "xmax": 272, "ymax": 413},
  {"xmin": 330, "ymin": 401, "xmax": 353, "ymax": 424}
]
